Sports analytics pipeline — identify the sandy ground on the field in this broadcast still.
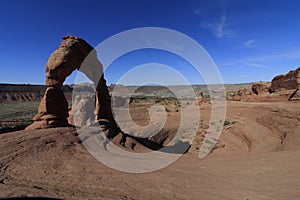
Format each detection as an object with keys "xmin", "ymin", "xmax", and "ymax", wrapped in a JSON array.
[{"xmin": 0, "ymin": 101, "xmax": 300, "ymax": 199}]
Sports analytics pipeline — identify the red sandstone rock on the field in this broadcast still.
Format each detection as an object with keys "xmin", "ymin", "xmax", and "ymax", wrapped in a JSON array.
[
  {"xmin": 252, "ymin": 82, "xmax": 271, "ymax": 95},
  {"xmin": 289, "ymin": 71, "xmax": 300, "ymax": 101},
  {"xmin": 269, "ymin": 67, "xmax": 300, "ymax": 92},
  {"xmin": 26, "ymin": 36, "xmax": 117, "ymax": 131}
]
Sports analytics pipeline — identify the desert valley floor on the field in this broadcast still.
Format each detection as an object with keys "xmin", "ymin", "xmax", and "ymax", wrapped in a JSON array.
[{"xmin": 0, "ymin": 100, "xmax": 300, "ymax": 200}]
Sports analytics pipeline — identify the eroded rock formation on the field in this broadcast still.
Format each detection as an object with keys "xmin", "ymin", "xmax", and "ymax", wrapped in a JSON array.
[
  {"xmin": 24, "ymin": 36, "xmax": 178, "ymax": 153},
  {"xmin": 69, "ymin": 95, "xmax": 95, "ymax": 127},
  {"xmin": 26, "ymin": 36, "xmax": 117, "ymax": 134},
  {"xmin": 237, "ymin": 88, "xmax": 252, "ymax": 96},
  {"xmin": 269, "ymin": 67, "xmax": 300, "ymax": 92},
  {"xmin": 289, "ymin": 71, "xmax": 300, "ymax": 101},
  {"xmin": 251, "ymin": 82, "xmax": 271, "ymax": 95}
]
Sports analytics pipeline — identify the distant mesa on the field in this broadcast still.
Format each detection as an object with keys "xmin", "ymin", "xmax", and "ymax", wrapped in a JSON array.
[{"xmin": 0, "ymin": 84, "xmax": 72, "ymax": 104}]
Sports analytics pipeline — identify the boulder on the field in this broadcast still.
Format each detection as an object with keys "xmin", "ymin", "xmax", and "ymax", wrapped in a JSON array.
[
  {"xmin": 237, "ymin": 88, "xmax": 252, "ymax": 96},
  {"xmin": 252, "ymin": 82, "xmax": 271, "ymax": 95}
]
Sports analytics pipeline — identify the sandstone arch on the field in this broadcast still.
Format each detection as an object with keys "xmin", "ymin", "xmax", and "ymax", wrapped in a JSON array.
[
  {"xmin": 24, "ymin": 36, "xmax": 193, "ymax": 154},
  {"xmin": 26, "ymin": 36, "xmax": 118, "ymax": 137}
]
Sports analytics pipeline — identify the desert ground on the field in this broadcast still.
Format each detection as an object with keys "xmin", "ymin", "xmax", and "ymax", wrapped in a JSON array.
[{"xmin": 0, "ymin": 85, "xmax": 300, "ymax": 199}]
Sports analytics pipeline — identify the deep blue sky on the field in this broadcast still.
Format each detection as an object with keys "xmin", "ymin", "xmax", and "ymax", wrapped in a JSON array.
[{"xmin": 1, "ymin": 0, "xmax": 300, "ymax": 85}]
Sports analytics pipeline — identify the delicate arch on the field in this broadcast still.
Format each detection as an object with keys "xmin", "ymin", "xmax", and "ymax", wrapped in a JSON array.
[{"xmin": 26, "ymin": 36, "xmax": 116, "ymax": 134}]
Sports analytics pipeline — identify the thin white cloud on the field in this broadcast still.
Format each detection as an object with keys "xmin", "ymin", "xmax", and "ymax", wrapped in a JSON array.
[
  {"xmin": 201, "ymin": 13, "xmax": 233, "ymax": 38},
  {"xmin": 199, "ymin": 1, "xmax": 234, "ymax": 39},
  {"xmin": 218, "ymin": 14, "xmax": 226, "ymax": 38},
  {"xmin": 243, "ymin": 39, "xmax": 255, "ymax": 48},
  {"xmin": 221, "ymin": 50, "xmax": 300, "ymax": 68},
  {"xmin": 244, "ymin": 62, "xmax": 266, "ymax": 68}
]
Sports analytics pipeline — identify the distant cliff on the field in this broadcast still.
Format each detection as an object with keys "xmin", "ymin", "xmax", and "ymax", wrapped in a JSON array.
[{"xmin": 0, "ymin": 84, "xmax": 73, "ymax": 103}]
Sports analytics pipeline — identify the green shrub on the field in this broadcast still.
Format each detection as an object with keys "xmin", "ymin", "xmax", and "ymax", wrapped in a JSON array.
[
  {"xmin": 223, "ymin": 120, "xmax": 231, "ymax": 126},
  {"xmin": 223, "ymin": 120, "xmax": 236, "ymax": 126}
]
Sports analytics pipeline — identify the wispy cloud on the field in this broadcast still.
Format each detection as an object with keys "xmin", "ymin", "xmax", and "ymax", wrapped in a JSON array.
[
  {"xmin": 201, "ymin": 14, "xmax": 230, "ymax": 38},
  {"xmin": 221, "ymin": 50, "xmax": 300, "ymax": 68},
  {"xmin": 243, "ymin": 39, "xmax": 255, "ymax": 48},
  {"xmin": 243, "ymin": 62, "xmax": 266, "ymax": 68},
  {"xmin": 198, "ymin": 1, "xmax": 234, "ymax": 39}
]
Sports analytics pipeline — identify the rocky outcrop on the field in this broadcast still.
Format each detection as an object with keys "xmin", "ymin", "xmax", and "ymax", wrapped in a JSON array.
[
  {"xmin": 237, "ymin": 88, "xmax": 252, "ymax": 96},
  {"xmin": 269, "ymin": 67, "xmax": 300, "ymax": 92},
  {"xmin": 289, "ymin": 71, "xmax": 300, "ymax": 101},
  {"xmin": 227, "ymin": 88, "xmax": 252, "ymax": 101},
  {"xmin": 252, "ymin": 82, "xmax": 271, "ymax": 95}
]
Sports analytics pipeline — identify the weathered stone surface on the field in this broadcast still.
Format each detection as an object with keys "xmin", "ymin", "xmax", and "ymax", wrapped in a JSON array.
[
  {"xmin": 95, "ymin": 76, "xmax": 115, "ymax": 122},
  {"xmin": 237, "ymin": 88, "xmax": 252, "ymax": 96},
  {"xmin": 45, "ymin": 36, "xmax": 96, "ymax": 86},
  {"xmin": 252, "ymin": 82, "xmax": 271, "ymax": 95},
  {"xmin": 289, "ymin": 71, "xmax": 300, "ymax": 101},
  {"xmin": 26, "ymin": 87, "xmax": 69, "ymax": 130},
  {"xmin": 70, "ymin": 95, "xmax": 95, "ymax": 127},
  {"xmin": 269, "ymin": 67, "xmax": 300, "ymax": 92}
]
